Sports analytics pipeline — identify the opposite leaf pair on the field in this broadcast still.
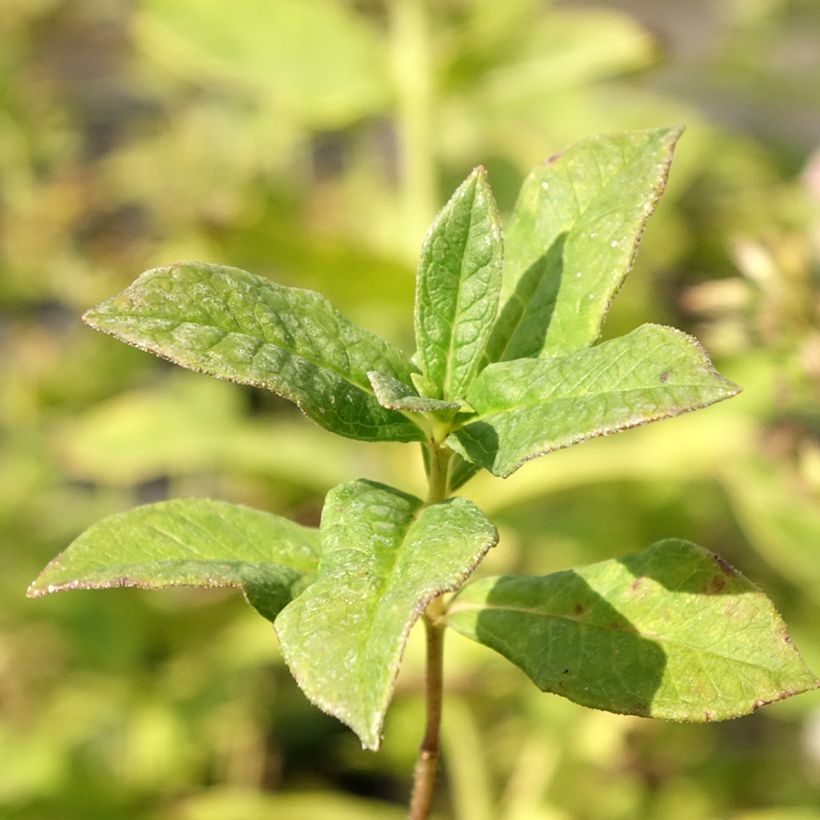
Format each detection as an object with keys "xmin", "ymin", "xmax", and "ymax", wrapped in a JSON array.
[
  {"xmin": 75, "ymin": 128, "xmax": 736, "ymax": 490},
  {"xmin": 30, "ymin": 482, "xmax": 497, "ymax": 750}
]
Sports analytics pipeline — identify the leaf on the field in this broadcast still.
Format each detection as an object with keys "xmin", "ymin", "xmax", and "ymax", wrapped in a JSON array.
[
  {"xmin": 366, "ymin": 371, "xmax": 462, "ymax": 413},
  {"xmin": 448, "ymin": 323, "xmax": 739, "ymax": 477},
  {"xmin": 414, "ymin": 167, "xmax": 503, "ymax": 400},
  {"xmin": 448, "ymin": 540, "xmax": 818, "ymax": 720},
  {"xmin": 275, "ymin": 479, "xmax": 498, "ymax": 749},
  {"xmin": 55, "ymin": 376, "xmax": 360, "ymax": 491},
  {"xmin": 27, "ymin": 499, "xmax": 319, "ymax": 622},
  {"xmin": 477, "ymin": 8, "xmax": 656, "ymax": 102},
  {"xmin": 484, "ymin": 127, "xmax": 681, "ymax": 363},
  {"xmin": 138, "ymin": 0, "xmax": 388, "ymax": 127},
  {"xmin": 448, "ymin": 454, "xmax": 482, "ymax": 492},
  {"xmin": 725, "ymin": 458, "xmax": 820, "ymax": 607},
  {"xmin": 84, "ymin": 262, "xmax": 424, "ymax": 443}
]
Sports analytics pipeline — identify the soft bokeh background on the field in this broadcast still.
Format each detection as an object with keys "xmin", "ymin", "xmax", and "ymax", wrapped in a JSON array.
[{"xmin": 2, "ymin": 1, "xmax": 820, "ymax": 817}]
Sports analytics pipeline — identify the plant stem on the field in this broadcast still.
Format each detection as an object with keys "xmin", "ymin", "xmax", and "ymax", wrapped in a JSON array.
[
  {"xmin": 409, "ymin": 443, "xmax": 452, "ymax": 819},
  {"xmin": 409, "ymin": 595, "xmax": 446, "ymax": 819}
]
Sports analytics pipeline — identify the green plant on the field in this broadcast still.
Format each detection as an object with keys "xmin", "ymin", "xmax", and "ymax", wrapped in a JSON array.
[{"xmin": 29, "ymin": 128, "xmax": 818, "ymax": 820}]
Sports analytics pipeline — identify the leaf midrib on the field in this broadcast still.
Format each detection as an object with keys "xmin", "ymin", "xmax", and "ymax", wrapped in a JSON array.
[
  {"xmin": 459, "ymin": 380, "xmax": 726, "ymax": 429},
  {"xmin": 491, "ymin": 143, "xmax": 636, "ymax": 363},
  {"xmin": 448, "ymin": 601, "xmax": 782, "ymax": 671},
  {"xmin": 353, "ymin": 506, "xmax": 424, "ymax": 729},
  {"xmin": 93, "ymin": 311, "xmax": 406, "ymax": 406},
  {"xmin": 442, "ymin": 181, "xmax": 484, "ymax": 399}
]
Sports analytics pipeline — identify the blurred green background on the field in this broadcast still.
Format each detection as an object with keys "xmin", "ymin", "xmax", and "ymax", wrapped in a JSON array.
[{"xmin": 2, "ymin": 1, "xmax": 820, "ymax": 818}]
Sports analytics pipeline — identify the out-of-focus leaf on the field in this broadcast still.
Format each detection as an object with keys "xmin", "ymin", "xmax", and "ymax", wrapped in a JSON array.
[
  {"xmin": 275, "ymin": 479, "xmax": 497, "ymax": 749},
  {"xmin": 53, "ymin": 376, "xmax": 357, "ymax": 489},
  {"xmin": 484, "ymin": 127, "xmax": 681, "ymax": 362},
  {"xmin": 27, "ymin": 499, "xmax": 319, "ymax": 621},
  {"xmin": 448, "ymin": 540, "xmax": 818, "ymax": 719},
  {"xmin": 476, "ymin": 8, "xmax": 657, "ymax": 102},
  {"xmin": 725, "ymin": 459, "xmax": 820, "ymax": 605},
  {"xmin": 167, "ymin": 788, "xmax": 405, "ymax": 820},
  {"xmin": 137, "ymin": 0, "xmax": 387, "ymax": 126},
  {"xmin": 449, "ymin": 324, "xmax": 739, "ymax": 477},
  {"xmin": 415, "ymin": 167, "xmax": 503, "ymax": 400},
  {"xmin": 84, "ymin": 263, "xmax": 424, "ymax": 443}
]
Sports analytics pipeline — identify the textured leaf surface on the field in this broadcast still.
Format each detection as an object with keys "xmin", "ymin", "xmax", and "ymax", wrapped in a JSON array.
[
  {"xmin": 415, "ymin": 167, "xmax": 503, "ymax": 400},
  {"xmin": 84, "ymin": 262, "xmax": 424, "ymax": 443},
  {"xmin": 448, "ymin": 324, "xmax": 739, "ymax": 477},
  {"xmin": 448, "ymin": 540, "xmax": 818, "ymax": 720},
  {"xmin": 275, "ymin": 479, "xmax": 497, "ymax": 749},
  {"xmin": 484, "ymin": 127, "xmax": 680, "ymax": 362},
  {"xmin": 27, "ymin": 499, "xmax": 320, "ymax": 622},
  {"xmin": 367, "ymin": 371, "xmax": 461, "ymax": 413}
]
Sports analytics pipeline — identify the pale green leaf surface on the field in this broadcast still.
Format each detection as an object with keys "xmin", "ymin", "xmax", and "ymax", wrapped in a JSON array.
[
  {"xmin": 448, "ymin": 540, "xmax": 818, "ymax": 720},
  {"xmin": 138, "ymin": 0, "xmax": 387, "ymax": 127},
  {"xmin": 475, "ymin": 8, "xmax": 656, "ymax": 103},
  {"xmin": 27, "ymin": 499, "xmax": 319, "ymax": 622},
  {"xmin": 366, "ymin": 371, "xmax": 461, "ymax": 413},
  {"xmin": 275, "ymin": 479, "xmax": 498, "ymax": 749},
  {"xmin": 415, "ymin": 167, "xmax": 503, "ymax": 400},
  {"xmin": 725, "ymin": 458, "xmax": 820, "ymax": 607},
  {"xmin": 448, "ymin": 324, "xmax": 739, "ymax": 477},
  {"xmin": 484, "ymin": 127, "xmax": 681, "ymax": 363},
  {"xmin": 84, "ymin": 262, "xmax": 424, "ymax": 443}
]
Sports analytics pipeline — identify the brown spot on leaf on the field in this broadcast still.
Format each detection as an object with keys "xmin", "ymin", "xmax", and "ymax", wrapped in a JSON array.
[
  {"xmin": 659, "ymin": 371, "xmax": 669, "ymax": 383},
  {"xmin": 705, "ymin": 575, "xmax": 726, "ymax": 594},
  {"xmin": 574, "ymin": 603, "xmax": 585, "ymax": 615},
  {"xmin": 703, "ymin": 710, "xmax": 714, "ymax": 722},
  {"xmin": 630, "ymin": 577, "xmax": 643, "ymax": 591}
]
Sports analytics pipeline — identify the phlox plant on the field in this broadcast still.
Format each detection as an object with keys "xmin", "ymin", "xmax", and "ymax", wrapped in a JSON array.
[{"xmin": 30, "ymin": 128, "xmax": 818, "ymax": 820}]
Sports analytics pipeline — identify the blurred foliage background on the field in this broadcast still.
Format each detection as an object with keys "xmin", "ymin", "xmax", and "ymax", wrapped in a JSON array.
[{"xmin": 2, "ymin": 0, "xmax": 820, "ymax": 817}]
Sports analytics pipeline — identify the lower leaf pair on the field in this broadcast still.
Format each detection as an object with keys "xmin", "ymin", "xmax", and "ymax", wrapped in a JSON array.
[{"xmin": 29, "ymin": 482, "xmax": 817, "ymax": 750}]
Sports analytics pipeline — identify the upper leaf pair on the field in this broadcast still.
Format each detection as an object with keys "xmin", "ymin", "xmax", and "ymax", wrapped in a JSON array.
[
  {"xmin": 413, "ymin": 126, "xmax": 738, "ymax": 473},
  {"xmin": 83, "ymin": 128, "xmax": 738, "ymax": 486}
]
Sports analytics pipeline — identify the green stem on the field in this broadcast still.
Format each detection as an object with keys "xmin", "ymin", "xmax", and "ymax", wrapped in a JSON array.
[
  {"xmin": 425, "ymin": 441, "xmax": 451, "ymax": 505},
  {"xmin": 390, "ymin": 0, "xmax": 436, "ymax": 257},
  {"xmin": 409, "ymin": 443, "xmax": 452, "ymax": 819},
  {"xmin": 409, "ymin": 596, "xmax": 446, "ymax": 820}
]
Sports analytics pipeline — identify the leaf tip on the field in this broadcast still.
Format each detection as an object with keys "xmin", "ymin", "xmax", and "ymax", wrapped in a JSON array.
[
  {"xmin": 81, "ymin": 306, "xmax": 103, "ymax": 330},
  {"xmin": 658, "ymin": 123, "xmax": 685, "ymax": 144},
  {"xmin": 25, "ymin": 580, "xmax": 45, "ymax": 599}
]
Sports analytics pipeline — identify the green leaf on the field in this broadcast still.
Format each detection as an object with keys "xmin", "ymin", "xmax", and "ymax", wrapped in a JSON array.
[
  {"xmin": 448, "ymin": 455, "xmax": 482, "ymax": 492},
  {"xmin": 414, "ymin": 167, "xmax": 503, "ymax": 400},
  {"xmin": 275, "ymin": 479, "xmax": 498, "ymax": 749},
  {"xmin": 448, "ymin": 540, "xmax": 818, "ymax": 720},
  {"xmin": 484, "ymin": 127, "xmax": 681, "ymax": 363},
  {"xmin": 84, "ymin": 262, "xmax": 424, "ymax": 443},
  {"xmin": 27, "ymin": 499, "xmax": 320, "ymax": 622},
  {"xmin": 138, "ymin": 0, "xmax": 388, "ymax": 127},
  {"xmin": 367, "ymin": 371, "xmax": 462, "ymax": 413},
  {"xmin": 725, "ymin": 457, "xmax": 820, "ymax": 607},
  {"xmin": 448, "ymin": 324, "xmax": 739, "ymax": 477}
]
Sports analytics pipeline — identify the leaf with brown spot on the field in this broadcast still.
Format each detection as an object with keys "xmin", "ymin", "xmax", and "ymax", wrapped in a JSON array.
[{"xmin": 447, "ymin": 539, "xmax": 818, "ymax": 720}]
